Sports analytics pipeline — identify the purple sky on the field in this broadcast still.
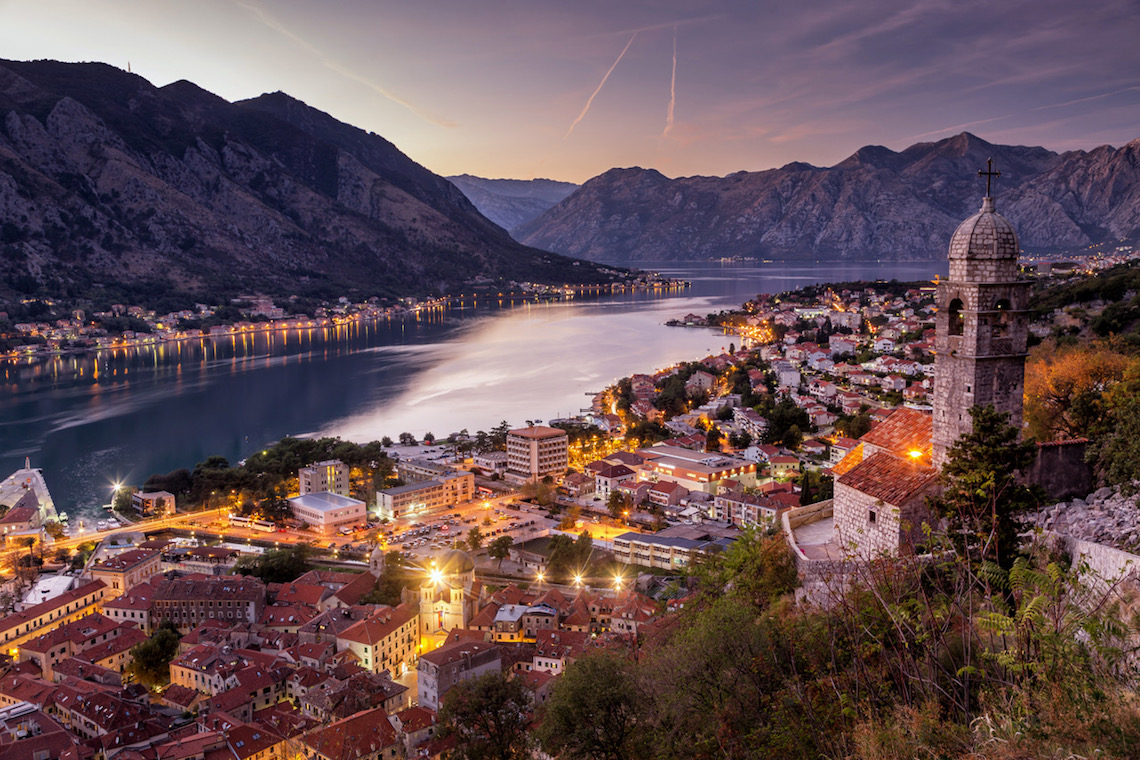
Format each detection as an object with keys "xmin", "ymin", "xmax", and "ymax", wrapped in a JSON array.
[{"xmin": 1, "ymin": 0, "xmax": 1137, "ymax": 182}]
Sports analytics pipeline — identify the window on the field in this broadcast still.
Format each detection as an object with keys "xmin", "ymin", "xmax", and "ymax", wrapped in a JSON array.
[
  {"xmin": 993, "ymin": 298, "xmax": 1012, "ymax": 338},
  {"xmin": 948, "ymin": 298, "xmax": 964, "ymax": 336}
]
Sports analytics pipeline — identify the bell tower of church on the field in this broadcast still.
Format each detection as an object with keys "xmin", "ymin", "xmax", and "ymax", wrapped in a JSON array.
[{"xmin": 933, "ymin": 160, "xmax": 1030, "ymax": 467}]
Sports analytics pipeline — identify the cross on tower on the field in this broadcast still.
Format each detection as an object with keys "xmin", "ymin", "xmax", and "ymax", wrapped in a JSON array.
[{"xmin": 978, "ymin": 157, "xmax": 1001, "ymax": 197}]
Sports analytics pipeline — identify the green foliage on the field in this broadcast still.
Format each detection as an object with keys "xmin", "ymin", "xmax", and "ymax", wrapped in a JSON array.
[
  {"xmin": 127, "ymin": 621, "xmax": 181, "ymax": 689},
  {"xmin": 361, "ymin": 551, "xmax": 412, "ymax": 606},
  {"xmin": 235, "ymin": 543, "xmax": 313, "ymax": 584},
  {"xmin": 438, "ymin": 671, "xmax": 532, "ymax": 760},
  {"xmin": 488, "ymin": 535, "xmax": 514, "ymax": 568},
  {"xmin": 760, "ymin": 396, "xmax": 811, "ymax": 446},
  {"xmin": 536, "ymin": 651, "xmax": 647, "ymax": 760},
  {"xmin": 544, "ymin": 532, "xmax": 594, "ymax": 583},
  {"xmin": 929, "ymin": 405, "xmax": 1044, "ymax": 568}
]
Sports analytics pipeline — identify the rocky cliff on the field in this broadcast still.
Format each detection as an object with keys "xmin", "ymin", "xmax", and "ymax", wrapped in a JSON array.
[
  {"xmin": 446, "ymin": 175, "xmax": 578, "ymax": 233},
  {"xmin": 0, "ymin": 59, "xmax": 618, "ymax": 303},
  {"xmin": 516, "ymin": 132, "xmax": 1140, "ymax": 262}
]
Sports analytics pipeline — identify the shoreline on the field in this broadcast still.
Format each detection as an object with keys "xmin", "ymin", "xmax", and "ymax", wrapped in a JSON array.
[{"xmin": 0, "ymin": 277, "xmax": 690, "ymax": 368}]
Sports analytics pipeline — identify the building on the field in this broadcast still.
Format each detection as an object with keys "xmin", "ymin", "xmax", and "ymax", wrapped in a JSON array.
[
  {"xmin": 299, "ymin": 460, "xmax": 350, "ymax": 497},
  {"xmin": 0, "ymin": 579, "xmax": 106, "ymax": 651},
  {"xmin": 87, "ymin": 549, "xmax": 161, "ymax": 600},
  {"xmin": 417, "ymin": 639, "xmax": 501, "ymax": 711},
  {"xmin": 506, "ymin": 426, "xmax": 568, "ymax": 481},
  {"xmin": 419, "ymin": 550, "xmax": 482, "ymax": 647},
  {"xmin": 611, "ymin": 531, "xmax": 731, "ymax": 570},
  {"xmin": 337, "ymin": 602, "xmax": 419, "ymax": 677},
  {"xmin": 376, "ymin": 471, "xmax": 474, "ymax": 521},
  {"xmin": 151, "ymin": 576, "xmax": 266, "ymax": 633},
  {"xmin": 288, "ymin": 492, "xmax": 367, "ymax": 536},
  {"xmin": 131, "ymin": 490, "xmax": 175, "ymax": 516},
  {"xmin": 637, "ymin": 446, "xmax": 757, "ymax": 494},
  {"xmin": 932, "ymin": 186, "xmax": 1030, "ymax": 468}
]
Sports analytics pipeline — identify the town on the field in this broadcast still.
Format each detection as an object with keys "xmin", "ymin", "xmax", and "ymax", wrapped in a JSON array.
[{"xmin": 0, "ymin": 220, "xmax": 1138, "ymax": 758}]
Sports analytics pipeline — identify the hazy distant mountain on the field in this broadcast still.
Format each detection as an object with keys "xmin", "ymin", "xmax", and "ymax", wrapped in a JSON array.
[
  {"xmin": 447, "ymin": 174, "xmax": 578, "ymax": 233},
  {"xmin": 516, "ymin": 132, "xmax": 1140, "ymax": 262},
  {"xmin": 0, "ymin": 59, "xmax": 620, "ymax": 305}
]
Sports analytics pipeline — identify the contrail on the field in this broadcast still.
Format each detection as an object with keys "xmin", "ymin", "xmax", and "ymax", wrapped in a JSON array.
[
  {"xmin": 564, "ymin": 32, "xmax": 638, "ymax": 140},
  {"xmin": 663, "ymin": 25, "xmax": 677, "ymax": 136}
]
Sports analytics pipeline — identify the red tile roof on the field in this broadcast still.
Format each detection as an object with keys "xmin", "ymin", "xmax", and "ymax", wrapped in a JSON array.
[
  {"xmin": 300, "ymin": 706, "xmax": 398, "ymax": 760},
  {"xmin": 837, "ymin": 452, "xmax": 938, "ymax": 506}
]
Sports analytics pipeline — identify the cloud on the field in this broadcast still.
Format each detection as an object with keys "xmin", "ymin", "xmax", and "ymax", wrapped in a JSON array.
[
  {"xmin": 563, "ymin": 31, "xmax": 638, "ymax": 140},
  {"xmin": 236, "ymin": 0, "xmax": 456, "ymax": 128}
]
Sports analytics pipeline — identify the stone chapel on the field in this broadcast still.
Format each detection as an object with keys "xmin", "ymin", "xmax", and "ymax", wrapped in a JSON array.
[{"xmin": 831, "ymin": 164, "xmax": 1029, "ymax": 557}]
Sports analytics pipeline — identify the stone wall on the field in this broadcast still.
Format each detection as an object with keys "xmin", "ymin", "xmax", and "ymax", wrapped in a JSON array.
[{"xmin": 1029, "ymin": 440, "xmax": 1092, "ymax": 501}]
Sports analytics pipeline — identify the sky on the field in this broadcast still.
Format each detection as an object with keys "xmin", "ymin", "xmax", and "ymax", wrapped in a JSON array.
[{"xmin": 0, "ymin": 0, "xmax": 1137, "ymax": 183}]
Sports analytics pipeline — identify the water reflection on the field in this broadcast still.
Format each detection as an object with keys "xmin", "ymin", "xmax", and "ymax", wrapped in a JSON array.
[{"xmin": 0, "ymin": 259, "xmax": 945, "ymax": 518}]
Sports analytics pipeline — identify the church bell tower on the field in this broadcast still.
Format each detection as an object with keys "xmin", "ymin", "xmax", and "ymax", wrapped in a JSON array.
[{"xmin": 932, "ymin": 160, "xmax": 1030, "ymax": 467}]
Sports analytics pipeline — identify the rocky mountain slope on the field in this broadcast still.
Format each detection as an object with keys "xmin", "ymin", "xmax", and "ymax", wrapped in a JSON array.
[
  {"xmin": 516, "ymin": 132, "xmax": 1140, "ymax": 262},
  {"xmin": 0, "ymin": 59, "xmax": 619, "ymax": 304},
  {"xmin": 446, "ymin": 175, "xmax": 578, "ymax": 233}
]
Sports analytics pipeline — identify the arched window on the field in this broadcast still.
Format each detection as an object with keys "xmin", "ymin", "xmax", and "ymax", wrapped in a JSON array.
[
  {"xmin": 948, "ymin": 298, "xmax": 964, "ymax": 336},
  {"xmin": 993, "ymin": 298, "xmax": 1011, "ymax": 337}
]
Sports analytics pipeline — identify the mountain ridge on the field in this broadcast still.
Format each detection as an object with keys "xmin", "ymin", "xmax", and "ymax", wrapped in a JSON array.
[
  {"xmin": 516, "ymin": 132, "xmax": 1140, "ymax": 261},
  {"xmin": 0, "ymin": 59, "xmax": 620, "ymax": 306}
]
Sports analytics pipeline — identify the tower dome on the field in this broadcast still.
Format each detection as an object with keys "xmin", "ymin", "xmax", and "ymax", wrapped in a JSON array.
[
  {"xmin": 947, "ymin": 196, "xmax": 1020, "ymax": 282},
  {"xmin": 437, "ymin": 548, "xmax": 475, "ymax": 576}
]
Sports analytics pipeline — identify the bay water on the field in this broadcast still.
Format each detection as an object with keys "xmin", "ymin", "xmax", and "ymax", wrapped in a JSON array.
[{"xmin": 0, "ymin": 259, "xmax": 945, "ymax": 520}]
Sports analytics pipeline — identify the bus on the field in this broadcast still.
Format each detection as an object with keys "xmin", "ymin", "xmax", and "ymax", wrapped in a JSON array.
[{"xmin": 228, "ymin": 514, "xmax": 276, "ymax": 533}]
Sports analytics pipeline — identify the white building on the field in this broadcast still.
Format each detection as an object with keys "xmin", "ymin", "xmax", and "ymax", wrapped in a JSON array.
[{"xmin": 288, "ymin": 492, "xmax": 367, "ymax": 536}]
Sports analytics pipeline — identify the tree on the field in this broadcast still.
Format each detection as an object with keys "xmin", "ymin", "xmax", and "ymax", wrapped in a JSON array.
[
  {"xmin": 236, "ymin": 543, "xmax": 314, "ymax": 584},
  {"xmin": 607, "ymin": 491, "xmax": 630, "ymax": 520},
  {"xmin": 537, "ymin": 651, "xmax": 647, "ymax": 760},
  {"xmin": 929, "ymin": 404, "xmax": 1044, "ymax": 568},
  {"xmin": 467, "ymin": 526, "xmax": 484, "ymax": 551},
  {"xmin": 1087, "ymin": 375, "xmax": 1140, "ymax": 492},
  {"xmin": 1024, "ymin": 343, "xmax": 1132, "ymax": 441},
  {"xmin": 488, "ymin": 535, "xmax": 514, "ymax": 569},
  {"xmin": 127, "ymin": 621, "xmax": 181, "ymax": 689},
  {"xmin": 438, "ymin": 671, "xmax": 532, "ymax": 760}
]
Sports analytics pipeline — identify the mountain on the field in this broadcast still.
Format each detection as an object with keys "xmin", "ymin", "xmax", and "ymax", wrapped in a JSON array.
[
  {"xmin": 446, "ymin": 175, "xmax": 578, "ymax": 233},
  {"xmin": 0, "ymin": 59, "xmax": 620, "ymax": 305},
  {"xmin": 515, "ymin": 132, "xmax": 1140, "ymax": 262}
]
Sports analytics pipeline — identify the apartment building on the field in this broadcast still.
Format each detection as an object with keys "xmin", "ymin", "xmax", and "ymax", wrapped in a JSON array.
[
  {"xmin": 299, "ymin": 460, "xmax": 350, "ymax": 497},
  {"xmin": 506, "ymin": 426, "xmax": 568, "ymax": 482}
]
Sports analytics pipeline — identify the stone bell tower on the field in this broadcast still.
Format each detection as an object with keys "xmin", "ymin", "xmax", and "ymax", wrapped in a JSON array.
[{"xmin": 932, "ymin": 160, "xmax": 1030, "ymax": 468}]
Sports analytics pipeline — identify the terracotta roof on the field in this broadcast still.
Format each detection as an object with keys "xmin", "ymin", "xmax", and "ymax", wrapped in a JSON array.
[
  {"xmin": 509, "ymin": 426, "xmax": 566, "ymax": 439},
  {"xmin": 300, "ymin": 706, "xmax": 398, "ymax": 760},
  {"xmin": 837, "ymin": 452, "xmax": 938, "ymax": 506},
  {"xmin": 338, "ymin": 603, "xmax": 417, "ymax": 646},
  {"xmin": 92, "ymin": 549, "xmax": 158, "ymax": 572},
  {"xmin": 0, "ymin": 580, "xmax": 106, "ymax": 636}
]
